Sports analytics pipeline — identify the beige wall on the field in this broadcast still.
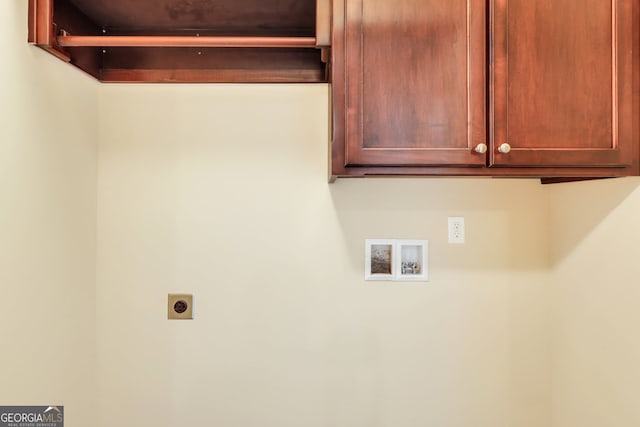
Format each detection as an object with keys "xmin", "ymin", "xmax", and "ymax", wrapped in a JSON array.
[
  {"xmin": 96, "ymin": 84, "xmax": 551, "ymax": 427},
  {"xmin": 549, "ymin": 178, "xmax": 640, "ymax": 427},
  {"xmin": 7, "ymin": 2, "xmax": 640, "ymax": 425},
  {"xmin": 0, "ymin": 1, "xmax": 98, "ymax": 426}
]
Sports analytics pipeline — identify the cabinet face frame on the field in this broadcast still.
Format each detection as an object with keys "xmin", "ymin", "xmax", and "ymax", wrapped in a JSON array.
[
  {"xmin": 490, "ymin": 0, "xmax": 634, "ymax": 168},
  {"xmin": 341, "ymin": 0, "xmax": 487, "ymax": 168}
]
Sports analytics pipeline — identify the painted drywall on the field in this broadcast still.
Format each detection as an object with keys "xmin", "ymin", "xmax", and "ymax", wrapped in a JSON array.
[
  {"xmin": 12, "ymin": 1, "xmax": 640, "ymax": 424},
  {"xmin": 0, "ymin": 1, "xmax": 98, "ymax": 426},
  {"xmin": 96, "ymin": 84, "xmax": 551, "ymax": 427},
  {"xmin": 549, "ymin": 178, "xmax": 640, "ymax": 427}
]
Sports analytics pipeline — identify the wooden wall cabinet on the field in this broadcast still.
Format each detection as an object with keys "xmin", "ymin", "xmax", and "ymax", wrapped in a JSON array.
[
  {"xmin": 331, "ymin": 0, "xmax": 639, "ymax": 179},
  {"xmin": 28, "ymin": 0, "xmax": 331, "ymax": 83}
]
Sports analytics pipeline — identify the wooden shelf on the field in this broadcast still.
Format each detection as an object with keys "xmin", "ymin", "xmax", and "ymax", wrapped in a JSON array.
[
  {"xmin": 28, "ymin": 0, "xmax": 330, "ymax": 83},
  {"xmin": 57, "ymin": 35, "xmax": 318, "ymax": 48}
]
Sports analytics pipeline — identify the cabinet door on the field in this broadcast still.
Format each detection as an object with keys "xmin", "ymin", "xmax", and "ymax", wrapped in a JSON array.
[
  {"xmin": 342, "ymin": 0, "xmax": 486, "ymax": 167},
  {"xmin": 491, "ymin": 0, "xmax": 633, "ymax": 167}
]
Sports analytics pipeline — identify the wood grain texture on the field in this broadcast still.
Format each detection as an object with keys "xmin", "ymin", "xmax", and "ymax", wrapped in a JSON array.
[
  {"xmin": 66, "ymin": 0, "xmax": 316, "ymax": 36},
  {"xmin": 98, "ymin": 44, "xmax": 326, "ymax": 82},
  {"xmin": 30, "ymin": 0, "xmax": 327, "ymax": 83},
  {"xmin": 96, "ymin": 45, "xmax": 325, "ymax": 83},
  {"xmin": 99, "ymin": 68, "xmax": 324, "ymax": 83},
  {"xmin": 315, "ymin": 0, "xmax": 332, "ymax": 46},
  {"xmin": 332, "ymin": 0, "xmax": 639, "ymax": 179},
  {"xmin": 28, "ymin": 0, "xmax": 53, "ymax": 46},
  {"xmin": 491, "ymin": 0, "xmax": 633, "ymax": 167},
  {"xmin": 342, "ymin": 0, "xmax": 486, "ymax": 167},
  {"xmin": 57, "ymin": 35, "xmax": 317, "ymax": 48}
]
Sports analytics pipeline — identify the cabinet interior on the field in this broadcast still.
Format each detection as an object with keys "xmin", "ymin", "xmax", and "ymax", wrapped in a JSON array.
[{"xmin": 29, "ymin": 0, "xmax": 330, "ymax": 83}]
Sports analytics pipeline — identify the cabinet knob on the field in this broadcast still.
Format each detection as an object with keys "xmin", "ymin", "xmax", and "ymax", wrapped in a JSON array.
[
  {"xmin": 498, "ymin": 143, "xmax": 511, "ymax": 154},
  {"xmin": 474, "ymin": 143, "xmax": 488, "ymax": 154}
]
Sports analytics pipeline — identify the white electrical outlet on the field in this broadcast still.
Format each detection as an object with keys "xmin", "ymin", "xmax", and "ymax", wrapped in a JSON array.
[{"xmin": 448, "ymin": 217, "xmax": 465, "ymax": 244}]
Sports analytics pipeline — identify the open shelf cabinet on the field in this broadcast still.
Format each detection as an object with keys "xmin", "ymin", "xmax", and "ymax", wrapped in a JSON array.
[{"xmin": 28, "ymin": 0, "xmax": 331, "ymax": 83}]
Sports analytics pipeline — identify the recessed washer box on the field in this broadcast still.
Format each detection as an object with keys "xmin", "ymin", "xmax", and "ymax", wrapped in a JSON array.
[{"xmin": 168, "ymin": 294, "xmax": 193, "ymax": 320}]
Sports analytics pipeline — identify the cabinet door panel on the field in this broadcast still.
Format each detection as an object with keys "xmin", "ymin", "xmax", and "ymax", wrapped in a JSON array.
[
  {"xmin": 491, "ymin": 0, "xmax": 633, "ymax": 167},
  {"xmin": 344, "ymin": 0, "xmax": 486, "ymax": 167}
]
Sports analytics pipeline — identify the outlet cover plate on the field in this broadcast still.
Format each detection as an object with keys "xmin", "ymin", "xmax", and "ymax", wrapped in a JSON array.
[
  {"xmin": 168, "ymin": 294, "xmax": 193, "ymax": 320},
  {"xmin": 448, "ymin": 216, "xmax": 465, "ymax": 244}
]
